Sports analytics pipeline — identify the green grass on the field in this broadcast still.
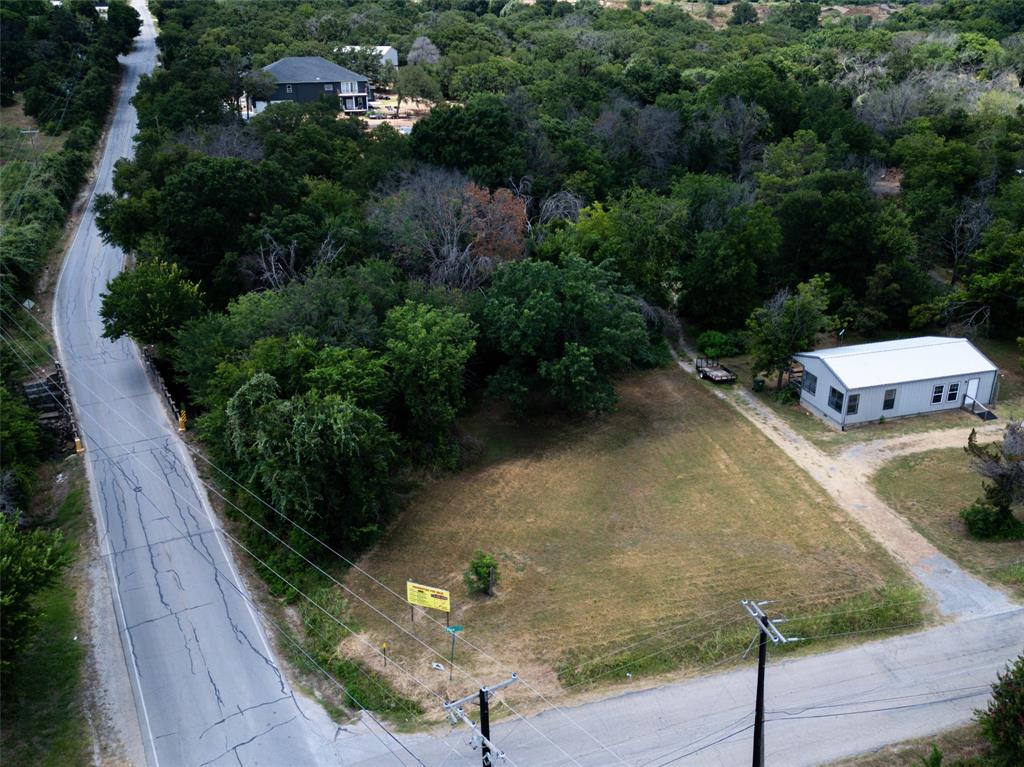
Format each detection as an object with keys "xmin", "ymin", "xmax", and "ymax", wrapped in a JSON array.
[
  {"xmin": 0, "ymin": 481, "xmax": 90, "ymax": 767},
  {"xmin": 873, "ymin": 448, "xmax": 1024, "ymax": 598}
]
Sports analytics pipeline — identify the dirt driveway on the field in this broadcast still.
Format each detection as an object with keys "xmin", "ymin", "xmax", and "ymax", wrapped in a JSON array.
[{"xmin": 674, "ymin": 351, "xmax": 1013, "ymax": 617}]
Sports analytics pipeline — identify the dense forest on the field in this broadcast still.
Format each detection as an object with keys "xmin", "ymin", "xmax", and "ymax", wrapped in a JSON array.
[{"xmin": 90, "ymin": 0, "xmax": 1024, "ymax": 560}]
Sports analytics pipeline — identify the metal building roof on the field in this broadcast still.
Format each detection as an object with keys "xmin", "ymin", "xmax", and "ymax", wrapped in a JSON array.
[
  {"xmin": 793, "ymin": 336, "xmax": 998, "ymax": 390},
  {"xmin": 263, "ymin": 56, "xmax": 367, "ymax": 84}
]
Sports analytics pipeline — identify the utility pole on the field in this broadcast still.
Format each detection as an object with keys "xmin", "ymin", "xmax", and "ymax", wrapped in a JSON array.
[
  {"xmin": 741, "ymin": 600, "xmax": 802, "ymax": 767},
  {"xmin": 443, "ymin": 673, "xmax": 519, "ymax": 767}
]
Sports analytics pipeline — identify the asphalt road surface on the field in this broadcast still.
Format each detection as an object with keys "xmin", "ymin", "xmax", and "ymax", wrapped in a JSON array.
[
  {"xmin": 52, "ymin": 3, "xmax": 340, "ymax": 765},
  {"xmin": 49, "ymin": 3, "xmax": 1022, "ymax": 766}
]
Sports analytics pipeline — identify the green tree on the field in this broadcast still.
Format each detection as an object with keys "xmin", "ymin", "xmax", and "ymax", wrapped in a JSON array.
[
  {"xmin": 0, "ymin": 388, "xmax": 43, "ymax": 509},
  {"xmin": 0, "ymin": 515, "xmax": 71, "ymax": 678},
  {"xmin": 728, "ymin": 1, "xmax": 758, "ymax": 26},
  {"xmin": 747, "ymin": 276, "xmax": 832, "ymax": 390},
  {"xmin": 99, "ymin": 259, "xmax": 204, "ymax": 347},
  {"xmin": 484, "ymin": 254, "xmax": 648, "ymax": 415},
  {"xmin": 977, "ymin": 654, "xmax": 1024, "ymax": 765},
  {"xmin": 395, "ymin": 65, "xmax": 441, "ymax": 115},
  {"xmin": 382, "ymin": 301, "xmax": 477, "ymax": 465},
  {"xmin": 463, "ymin": 550, "xmax": 500, "ymax": 595},
  {"xmin": 225, "ymin": 374, "xmax": 396, "ymax": 546}
]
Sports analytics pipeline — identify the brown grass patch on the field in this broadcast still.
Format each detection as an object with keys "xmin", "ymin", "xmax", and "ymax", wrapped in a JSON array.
[{"xmin": 340, "ymin": 368, "xmax": 913, "ymax": 711}]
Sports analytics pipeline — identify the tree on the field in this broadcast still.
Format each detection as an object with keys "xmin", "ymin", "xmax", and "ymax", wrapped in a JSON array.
[
  {"xmin": 0, "ymin": 515, "xmax": 71, "ymax": 678},
  {"xmin": 224, "ymin": 374, "xmax": 396, "ymax": 546},
  {"xmin": 394, "ymin": 65, "xmax": 441, "ymax": 115},
  {"xmin": 464, "ymin": 550, "xmax": 500, "ymax": 595},
  {"xmin": 241, "ymin": 69, "xmax": 277, "ymax": 114},
  {"xmin": 977, "ymin": 654, "xmax": 1024, "ymax": 766},
  {"xmin": 407, "ymin": 36, "xmax": 441, "ymax": 66},
  {"xmin": 961, "ymin": 422, "xmax": 1024, "ymax": 539},
  {"xmin": 747, "ymin": 276, "xmax": 832, "ymax": 390},
  {"xmin": 728, "ymin": 2, "xmax": 758, "ymax": 26},
  {"xmin": 382, "ymin": 301, "xmax": 477, "ymax": 466},
  {"xmin": 99, "ymin": 259, "xmax": 204, "ymax": 348},
  {"xmin": 0, "ymin": 388, "xmax": 42, "ymax": 511},
  {"xmin": 484, "ymin": 254, "xmax": 649, "ymax": 415},
  {"xmin": 777, "ymin": 2, "xmax": 820, "ymax": 31},
  {"xmin": 373, "ymin": 168, "xmax": 527, "ymax": 289}
]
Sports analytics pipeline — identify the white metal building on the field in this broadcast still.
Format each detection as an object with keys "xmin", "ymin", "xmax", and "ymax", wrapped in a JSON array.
[{"xmin": 792, "ymin": 337, "xmax": 999, "ymax": 429}]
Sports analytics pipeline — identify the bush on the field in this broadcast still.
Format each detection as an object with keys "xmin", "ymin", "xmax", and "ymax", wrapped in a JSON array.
[
  {"xmin": 464, "ymin": 550, "xmax": 500, "ymax": 595},
  {"xmin": 977, "ymin": 654, "xmax": 1024, "ymax": 766},
  {"xmin": 0, "ymin": 515, "xmax": 71, "ymax": 678},
  {"xmin": 775, "ymin": 386, "xmax": 798, "ymax": 405},
  {"xmin": 960, "ymin": 487, "xmax": 1024, "ymax": 540},
  {"xmin": 696, "ymin": 330, "xmax": 746, "ymax": 359}
]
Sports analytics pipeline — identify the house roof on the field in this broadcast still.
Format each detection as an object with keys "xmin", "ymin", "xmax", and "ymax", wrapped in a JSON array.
[
  {"xmin": 263, "ymin": 56, "xmax": 367, "ymax": 84},
  {"xmin": 793, "ymin": 336, "xmax": 998, "ymax": 390}
]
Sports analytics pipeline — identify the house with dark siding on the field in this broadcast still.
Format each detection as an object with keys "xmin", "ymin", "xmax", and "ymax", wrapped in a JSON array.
[{"xmin": 252, "ymin": 56, "xmax": 370, "ymax": 115}]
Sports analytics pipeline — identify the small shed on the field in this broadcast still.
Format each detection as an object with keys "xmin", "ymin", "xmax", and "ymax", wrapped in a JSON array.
[
  {"xmin": 792, "ymin": 337, "xmax": 999, "ymax": 429},
  {"xmin": 252, "ymin": 56, "xmax": 370, "ymax": 115}
]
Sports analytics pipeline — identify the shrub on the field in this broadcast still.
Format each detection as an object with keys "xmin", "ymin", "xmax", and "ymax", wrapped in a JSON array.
[
  {"xmin": 464, "ymin": 550, "xmax": 500, "ymax": 595},
  {"xmin": 696, "ymin": 330, "xmax": 746, "ymax": 358},
  {"xmin": 977, "ymin": 654, "xmax": 1024, "ymax": 766},
  {"xmin": 960, "ymin": 486, "xmax": 1024, "ymax": 540},
  {"xmin": 775, "ymin": 387, "xmax": 798, "ymax": 405}
]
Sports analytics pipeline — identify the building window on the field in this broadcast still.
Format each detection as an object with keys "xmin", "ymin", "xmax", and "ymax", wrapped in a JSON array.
[
  {"xmin": 802, "ymin": 371, "xmax": 817, "ymax": 396},
  {"xmin": 847, "ymin": 394, "xmax": 860, "ymax": 415},
  {"xmin": 883, "ymin": 388, "xmax": 896, "ymax": 410},
  {"xmin": 947, "ymin": 383, "xmax": 960, "ymax": 402},
  {"xmin": 828, "ymin": 387, "xmax": 844, "ymax": 413},
  {"xmin": 931, "ymin": 385, "xmax": 944, "ymax": 404},
  {"xmin": 341, "ymin": 81, "xmax": 356, "ymax": 94},
  {"xmin": 285, "ymin": 84, "xmax": 293, "ymax": 94},
  {"xmin": 324, "ymin": 83, "xmax": 334, "ymax": 91}
]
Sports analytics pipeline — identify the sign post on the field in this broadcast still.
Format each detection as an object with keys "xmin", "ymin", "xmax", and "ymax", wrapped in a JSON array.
[{"xmin": 446, "ymin": 625, "xmax": 463, "ymax": 681}]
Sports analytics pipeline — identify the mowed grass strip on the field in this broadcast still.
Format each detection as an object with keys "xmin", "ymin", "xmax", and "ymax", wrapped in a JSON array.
[
  {"xmin": 873, "ymin": 447, "xmax": 1024, "ymax": 598},
  {"xmin": 345, "ymin": 369, "xmax": 918, "ymax": 705}
]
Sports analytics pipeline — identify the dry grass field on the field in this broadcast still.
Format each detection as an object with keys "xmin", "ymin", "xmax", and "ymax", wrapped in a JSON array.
[
  {"xmin": 873, "ymin": 447, "xmax": 1024, "ymax": 599},
  {"xmin": 339, "ymin": 368, "xmax": 920, "ymax": 711}
]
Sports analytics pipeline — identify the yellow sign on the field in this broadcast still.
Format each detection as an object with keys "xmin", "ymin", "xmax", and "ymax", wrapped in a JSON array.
[{"xmin": 406, "ymin": 581, "xmax": 451, "ymax": 613}]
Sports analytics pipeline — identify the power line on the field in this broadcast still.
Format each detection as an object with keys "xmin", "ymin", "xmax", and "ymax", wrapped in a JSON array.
[
  {"xmin": 3, "ymin": 294, "xmax": 627, "ymax": 766},
  {"xmin": 0, "ymin": 330, "xmax": 440, "ymax": 766},
  {"xmin": 0, "ymin": 322, "xmax": 572, "ymax": 767}
]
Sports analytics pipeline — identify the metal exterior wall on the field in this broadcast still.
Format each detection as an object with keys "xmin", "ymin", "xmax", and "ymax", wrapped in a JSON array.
[
  {"xmin": 841, "ymin": 370, "xmax": 997, "ymax": 425},
  {"xmin": 797, "ymin": 357, "xmax": 845, "ymax": 426}
]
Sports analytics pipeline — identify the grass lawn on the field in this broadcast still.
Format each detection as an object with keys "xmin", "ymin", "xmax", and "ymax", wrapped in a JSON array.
[
  {"xmin": 717, "ymin": 336, "xmax": 1024, "ymax": 453},
  {"xmin": 827, "ymin": 723, "xmax": 990, "ymax": 767},
  {"xmin": 873, "ymin": 447, "xmax": 1024, "ymax": 598},
  {"xmin": 342, "ymin": 368, "xmax": 921, "ymax": 713},
  {"xmin": 0, "ymin": 459, "xmax": 91, "ymax": 767}
]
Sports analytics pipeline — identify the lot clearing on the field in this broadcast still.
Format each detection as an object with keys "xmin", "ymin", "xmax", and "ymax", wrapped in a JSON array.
[
  {"xmin": 873, "ymin": 447, "xmax": 1024, "ymax": 599},
  {"xmin": 340, "ymin": 368, "xmax": 923, "ymax": 716}
]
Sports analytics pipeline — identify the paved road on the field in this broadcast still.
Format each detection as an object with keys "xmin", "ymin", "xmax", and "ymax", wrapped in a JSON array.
[
  {"xmin": 52, "ymin": 3, "xmax": 339, "ymax": 765},
  {"xmin": 48, "ymin": 4, "xmax": 1021, "ymax": 766},
  {"xmin": 331, "ymin": 606, "xmax": 1022, "ymax": 766}
]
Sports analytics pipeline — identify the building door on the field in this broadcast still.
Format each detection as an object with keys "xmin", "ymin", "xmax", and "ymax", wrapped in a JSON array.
[{"xmin": 965, "ymin": 377, "xmax": 980, "ymax": 407}]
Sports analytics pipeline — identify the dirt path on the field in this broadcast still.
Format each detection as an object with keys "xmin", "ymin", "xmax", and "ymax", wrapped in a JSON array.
[{"xmin": 674, "ymin": 351, "xmax": 1014, "ymax": 617}]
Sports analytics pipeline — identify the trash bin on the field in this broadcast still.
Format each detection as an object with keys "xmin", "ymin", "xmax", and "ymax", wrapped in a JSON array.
[{"xmin": 752, "ymin": 377, "xmax": 765, "ymax": 392}]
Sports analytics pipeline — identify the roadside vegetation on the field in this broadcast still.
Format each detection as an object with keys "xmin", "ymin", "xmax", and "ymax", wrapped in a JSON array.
[
  {"xmin": 12, "ymin": 0, "xmax": 1014, "ymax": 719},
  {"xmin": 873, "ymin": 445, "xmax": 1024, "ymax": 597},
  {"xmin": 1, "ymin": 1, "xmax": 142, "ymax": 760}
]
